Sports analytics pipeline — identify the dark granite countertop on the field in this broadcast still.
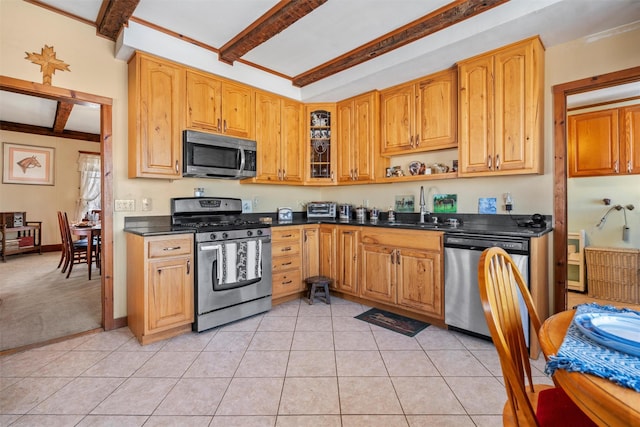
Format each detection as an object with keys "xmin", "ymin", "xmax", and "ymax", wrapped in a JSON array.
[{"xmin": 124, "ymin": 213, "xmax": 552, "ymax": 238}]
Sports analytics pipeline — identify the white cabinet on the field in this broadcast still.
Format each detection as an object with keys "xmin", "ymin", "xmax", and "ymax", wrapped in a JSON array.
[{"xmin": 567, "ymin": 230, "xmax": 586, "ymax": 292}]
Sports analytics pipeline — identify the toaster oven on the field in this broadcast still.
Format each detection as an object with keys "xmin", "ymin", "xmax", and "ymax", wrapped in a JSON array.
[{"xmin": 307, "ymin": 202, "xmax": 336, "ymax": 219}]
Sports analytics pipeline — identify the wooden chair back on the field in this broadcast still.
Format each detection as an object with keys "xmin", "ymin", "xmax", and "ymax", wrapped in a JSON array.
[{"xmin": 478, "ymin": 247, "xmax": 544, "ymax": 426}]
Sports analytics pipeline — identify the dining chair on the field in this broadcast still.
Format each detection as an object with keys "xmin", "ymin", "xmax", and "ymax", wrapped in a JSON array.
[
  {"xmin": 61, "ymin": 212, "xmax": 92, "ymax": 279},
  {"xmin": 478, "ymin": 247, "xmax": 596, "ymax": 427},
  {"xmin": 56, "ymin": 211, "xmax": 68, "ymax": 269}
]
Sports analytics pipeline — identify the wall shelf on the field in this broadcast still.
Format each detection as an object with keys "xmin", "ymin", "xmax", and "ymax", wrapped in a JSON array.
[{"xmin": 567, "ymin": 230, "xmax": 586, "ymax": 292}]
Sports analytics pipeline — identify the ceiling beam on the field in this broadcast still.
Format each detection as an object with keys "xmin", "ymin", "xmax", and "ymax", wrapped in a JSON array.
[
  {"xmin": 292, "ymin": 0, "xmax": 509, "ymax": 87},
  {"xmin": 96, "ymin": 0, "xmax": 140, "ymax": 40},
  {"xmin": 53, "ymin": 101, "xmax": 74, "ymax": 133},
  {"xmin": 218, "ymin": 0, "xmax": 328, "ymax": 65},
  {"xmin": 1, "ymin": 121, "xmax": 100, "ymax": 143}
]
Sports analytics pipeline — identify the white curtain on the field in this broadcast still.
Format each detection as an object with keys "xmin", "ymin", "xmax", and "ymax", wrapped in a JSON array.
[{"xmin": 75, "ymin": 153, "xmax": 101, "ymax": 223}]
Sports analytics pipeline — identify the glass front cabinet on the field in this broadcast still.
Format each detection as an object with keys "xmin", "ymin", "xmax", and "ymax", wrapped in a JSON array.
[{"xmin": 306, "ymin": 104, "xmax": 337, "ymax": 184}]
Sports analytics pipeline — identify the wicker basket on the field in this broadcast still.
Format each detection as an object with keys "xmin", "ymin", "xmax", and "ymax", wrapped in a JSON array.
[{"xmin": 585, "ymin": 247, "xmax": 640, "ymax": 304}]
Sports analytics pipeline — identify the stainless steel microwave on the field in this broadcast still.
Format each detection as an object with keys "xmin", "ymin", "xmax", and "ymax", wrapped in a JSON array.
[{"xmin": 183, "ymin": 130, "xmax": 257, "ymax": 179}]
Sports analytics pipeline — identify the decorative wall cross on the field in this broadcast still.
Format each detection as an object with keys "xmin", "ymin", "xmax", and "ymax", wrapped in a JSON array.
[{"xmin": 25, "ymin": 45, "xmax": 70, "ymax": 85}]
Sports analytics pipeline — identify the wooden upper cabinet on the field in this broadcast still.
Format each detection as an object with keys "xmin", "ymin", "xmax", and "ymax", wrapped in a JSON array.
[
  {"xmin": 337, "ymin": 91, "xmax": 385, "ymax": 183},
  {"xmin": 381, "ymin": 68, "xmax": 457, "ymax": 156},
  {"xmin": 622, "ymin": 104, "xmax": 640, "ymax": 174},
  {"xmin": 281, "ymin": 98, "xmax": 304, "ymax": 183},
  {"xmin": 569, "ymin": 104, "xmax": 640, "ymax": 177},
  {"xmin": 185, "ymin": 70, "xmax": 254, "ymax": 139},
  {"xmin": 568, "ymin": 109, "xmax": 619, "ymax": 177},
  {"xmin": 415, "ymin": 68, "xmax": 457, "ymax": 151},
  {"xmin": 185, "ymin": 69, "xmax": 221, "ymax": 132},
  {"xmin": 128, "ymin": 52, "xmax": 184, "ymax": 179},
  {"xmin": 306, "ymin": 104, "xmax": 337, "ymax": 185},
  {"xmin": 252, "ymin": 91, "xmax": 303, "ymax": 183},
  {"xmin": 222, "ymin": 81, "xmax": 254, "ymax": 138},
  {"xmin": 381, "ymin": 83, "xmax": 414, "ymax": 154},
  {"xmin": 254, "ymin": 90, "xmax": 282, "ymax": 182},
  {"xmin": 458, "ymin": 37, "xmax": 544, "ymax": 177}
]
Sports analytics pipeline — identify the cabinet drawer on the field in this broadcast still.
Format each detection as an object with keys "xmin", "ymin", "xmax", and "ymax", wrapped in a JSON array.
[
  {"xmin": 272, "ymin": 241, "xmax": 301, "ymax": 257},
  {"xmin": 272, "ymin": 228, "xmax": 301, "ymax": 241},
  {"xmin": 272, "ymin": 254, "xmax": 301, "ymax": 273},
  {"xmin": 147, "ymin": 236, "xmax": 193, "ymax": 258},
  {"xmin": 361, "ymin": 229, "xmax": 442, "ymax": 251},
  {"xmin": 273, "ymin": 269, "xmax": 302, "ymax": 295}
]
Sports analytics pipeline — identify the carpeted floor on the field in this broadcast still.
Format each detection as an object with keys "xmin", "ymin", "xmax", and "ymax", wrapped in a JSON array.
[{"xmin": 0, "ymin": 251, "xmax": 101, "ymax": 352}]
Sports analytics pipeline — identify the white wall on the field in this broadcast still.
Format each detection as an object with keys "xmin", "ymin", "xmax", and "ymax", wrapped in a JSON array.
[{"xmin": 2, "ymin": 0, "xmax": 639, "ymax": 319}]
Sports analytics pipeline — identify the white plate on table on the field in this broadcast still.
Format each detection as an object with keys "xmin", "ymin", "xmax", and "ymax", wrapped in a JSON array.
[{"xmin": 574, "ymin": 312, "xmax": 640, "ymax": 357}]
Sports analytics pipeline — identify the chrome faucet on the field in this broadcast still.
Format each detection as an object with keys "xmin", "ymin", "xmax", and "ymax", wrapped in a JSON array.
[{"xmin": 419, "ymin": 186, "xmax": 429, "ymax": 223}]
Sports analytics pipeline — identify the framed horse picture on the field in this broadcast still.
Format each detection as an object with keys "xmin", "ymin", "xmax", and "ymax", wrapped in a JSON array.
[{"xmin": 2, "ymin": 142, "xmax": 55, "ymax": 185}]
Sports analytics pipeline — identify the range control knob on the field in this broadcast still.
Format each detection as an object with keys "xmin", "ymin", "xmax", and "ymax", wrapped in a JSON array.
[
  {"xmin": 210, "ymin": 233, "xmax": 216, "ymax": 240},
  {"xmin": 222, "ymin": 232, "xmax": 228, "ymax": 239},
  {"xmin": 256, "ymin": 229, "xmax": 263, "ymax": 236},
  {"xmin": 247, "ymin": 230, "xmax": 253, "ymax": 237}
]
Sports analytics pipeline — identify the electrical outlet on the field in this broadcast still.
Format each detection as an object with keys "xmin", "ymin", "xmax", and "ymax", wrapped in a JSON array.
[
  {"xmin": 141, "ymin": 198, "xmax": 152, "ymax": 211},
  {"xmin": 115, "ymin": 199, "xmax": 135, "ymax": 211},
  {"xmin": 242, "ymin": 199, "xmax": 252, "ymax": 213}
]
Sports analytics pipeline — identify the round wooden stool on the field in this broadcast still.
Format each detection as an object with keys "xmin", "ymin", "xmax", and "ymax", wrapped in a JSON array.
[{"xmin": 305, "ymin": 275, "xmax": 332, "ymax": 305}]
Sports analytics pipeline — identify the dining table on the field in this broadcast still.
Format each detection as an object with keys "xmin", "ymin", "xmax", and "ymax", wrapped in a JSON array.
[
  {"xmin": 538, "ymin": 309, "xmax": 640, "ymax": 427},
  {"xmin": 71, "ymin": 223, "xmax": 101, "ymax": 279}
]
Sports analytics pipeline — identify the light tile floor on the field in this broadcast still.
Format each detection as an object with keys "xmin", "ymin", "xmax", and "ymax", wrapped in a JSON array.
[{"xmin": 0, "ymin": 297, "xmax": 553, "ymax": 426}]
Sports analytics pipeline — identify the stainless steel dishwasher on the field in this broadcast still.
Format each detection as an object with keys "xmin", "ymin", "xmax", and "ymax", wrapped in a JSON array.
[{"xmin": 444, "ymin": 233, "xmax": 530, "ymax": 345}]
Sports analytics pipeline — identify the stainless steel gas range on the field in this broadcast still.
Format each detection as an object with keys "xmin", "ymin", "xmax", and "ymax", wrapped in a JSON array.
[{"xmin": 171, "ymin": 197, "xmax": 272, "ymax": 332}]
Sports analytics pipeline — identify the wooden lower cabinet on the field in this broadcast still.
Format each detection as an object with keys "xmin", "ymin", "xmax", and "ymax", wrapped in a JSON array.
[
  {"xmin": 272, "ymin": 226, "xmax": 305, "ymax": 299},
  {"xmin": 361, "ymin": 243, "xmax": 396, "ymax": 303},
  {"xmin": 302, "ymin": 225, "xmax": 319, "ymax": 278},
  {"xmin": 319, "ymin": 224, "xmax": 337, "ymax": 280},
  {"xmin": 396, "ymin": 248, "xmax": 442, "ymax": 317},
  {"xmin": 336, "ymin": 226, "xmax": 360, "ymax": 296},
  {"xmin": 360, "ymin": 228, "xmax": 444, "ymax": 319},
  {"xmin": 126, "ymin": 233, "xmax": 194, "ymax": 345}
]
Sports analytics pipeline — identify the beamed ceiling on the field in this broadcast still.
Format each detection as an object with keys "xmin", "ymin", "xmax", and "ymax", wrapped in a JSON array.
[{"xmin": 2, "ymin": 0, "xmax": 640, "ymax": 142}]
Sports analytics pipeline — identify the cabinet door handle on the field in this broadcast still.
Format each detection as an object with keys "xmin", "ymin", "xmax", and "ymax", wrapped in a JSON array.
[
  {"xmin": 282, "ymin": 169, "xmax": 286, "ymax": 179},
  {"xmin": 409, "ymin": 135, "xmax": 414, "ymax": 147},
  {"xmin": 163, "ymin": 246, "xmax": 181, "ymax": 251},
  {"xmin": 331, "ymin": 170, "xmax": 334, "ymax": 181},
  {"xmin": 391, "ymin": 249, "xmax": 395, "ymax": 264},
  {"xmin": 487, "ymin": 156, "xmax": 492, "ymax": 169},
  {"xmin": 282, "ymin": 261, "xmax": 292, "ymax": 266},
  {"xmin": 187, "ymin": 259, "xmax": 191, "ymax": 275},
  {"xmin": 495, "ymin": 154, "xmax": 500, "ymax": 170},
  {"xmin": 615, "ymin": 160, "xmax": 619, "ymax": 174},
  {"xmin": 415, "ymin": 134, "xmax": 419, "ymax": 146},
  {"xmin": 175, "ymin": 160, "xmax": 179, "ymax": 173},
  {"xmin": 396, "ymin": 251, "xmax": 400, "ymax": 264},
  {"xmin": 282, "ymin": 234, "xmax": 293, "ymax": 237},
  {"xmin": 628, "ymin": 161, "xmax": 632, "ymax": 173},
  {"xmin": 283, "ymin": 280, "xmax": 293, "ymax": 285},
  {"xmin": 217, "ymin": 118, "xmax": 221, "ymax": 131},
  {"xmin": 354, "ymin": 168, "xmax": 358, "ymax": 180},
  {"xmin": 223, "ymin": 120, "xmax": 228, "ymax": 132},
  {"xmin": 281, "ymin": 246, "xmax": 292, "ymax": 252}
]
